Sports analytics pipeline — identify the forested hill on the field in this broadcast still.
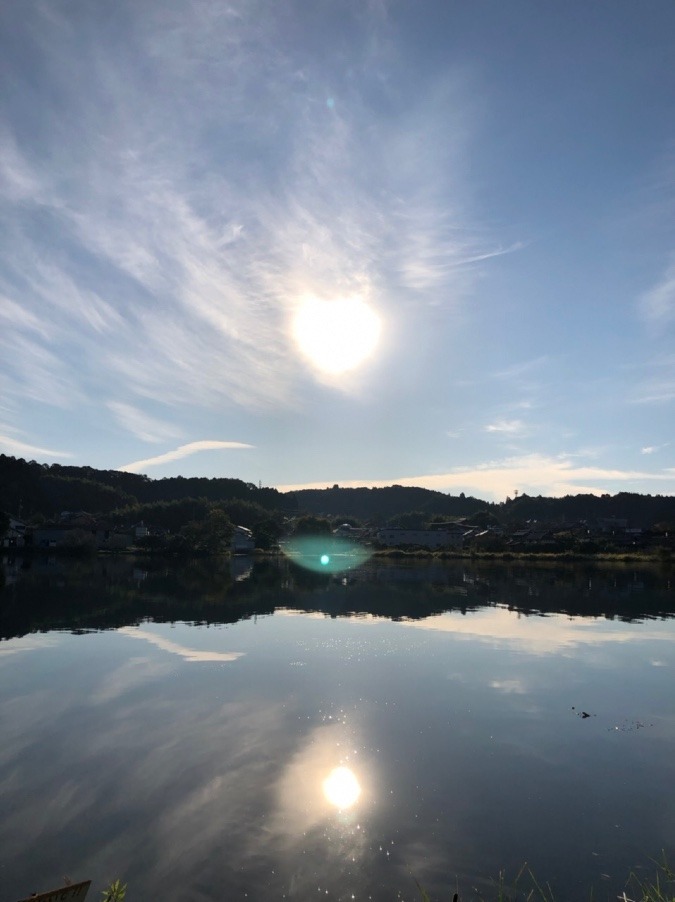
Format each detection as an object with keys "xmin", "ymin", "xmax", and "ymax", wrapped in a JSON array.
[
  {"xmin": 2, "ymin": 454, "xmax": 674, "ymax": 528},
  {"xmin": 0, "ymin": 454, "xmax": 292, "ymax": 519},
  {"xmin": 288, "ymin": 486, "xmax": 487, "ymax": 521},
  {"xmin": 286, "ymin": 485, "xmax": 675, "ymax": 528}
]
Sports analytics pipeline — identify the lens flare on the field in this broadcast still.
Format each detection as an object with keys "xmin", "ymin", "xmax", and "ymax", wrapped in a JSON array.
[
  {"xmin": 323, "ymin": 766, "xmax": 361, "ymax": 809},
  {"xmin": 282, "ymin": 535, "xmax": 371, "ymax": 574}
]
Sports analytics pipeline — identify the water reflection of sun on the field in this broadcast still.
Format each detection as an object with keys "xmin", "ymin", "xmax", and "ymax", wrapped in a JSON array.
[
  {"xmin": 323, "ymin": 766, "xmax": 361, "ymax": 810},
  {"xmin": 272, "ymin": 724, "xmax": 368, "ymax": 839}
]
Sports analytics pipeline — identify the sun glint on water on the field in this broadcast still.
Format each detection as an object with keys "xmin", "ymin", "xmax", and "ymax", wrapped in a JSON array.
[{"xmin": 322, "ymin": 766, "xmax": 361, "ymax": 809}]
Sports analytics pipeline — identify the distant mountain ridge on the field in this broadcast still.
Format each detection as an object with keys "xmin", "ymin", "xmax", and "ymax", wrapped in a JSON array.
[
  {"xmin": 291, "ymin": 485, "xmax": 675, "ymax": 527},
  {"xmin": 288, "ymin": 486, "xmax": 486, "ymax": 520}
]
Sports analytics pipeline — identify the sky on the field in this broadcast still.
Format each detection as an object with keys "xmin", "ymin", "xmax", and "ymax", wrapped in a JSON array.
[{"xmin": 1, "ymin": 0, "xmax": 674, "ymax": 502}]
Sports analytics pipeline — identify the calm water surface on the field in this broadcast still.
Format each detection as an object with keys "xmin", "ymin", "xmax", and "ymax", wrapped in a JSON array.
[{"xmin": 1, "ymin": 556, "xmax": 674, "ymax": 901}]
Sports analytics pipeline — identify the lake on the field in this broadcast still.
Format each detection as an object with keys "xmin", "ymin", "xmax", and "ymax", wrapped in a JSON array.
[{"xmin": 1, "ymin": 555, "xmax": 674, "ymax": 901}]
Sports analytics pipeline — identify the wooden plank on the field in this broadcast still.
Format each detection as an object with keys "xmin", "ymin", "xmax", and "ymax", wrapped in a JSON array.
[{"xmin": 16, "ymin": 880, "xmax": 91, "ymax": 902}]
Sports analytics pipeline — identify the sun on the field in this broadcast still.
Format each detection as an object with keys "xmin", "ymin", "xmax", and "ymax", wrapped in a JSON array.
[{"xmin": 292, "ymin": 296, "xmax": 381, "ymax": 375}]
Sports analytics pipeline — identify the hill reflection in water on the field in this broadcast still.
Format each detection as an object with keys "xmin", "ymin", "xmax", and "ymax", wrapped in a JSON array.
[{"xmin": 1, "ymin": 555, "xmax": 673, "ymax": 642}]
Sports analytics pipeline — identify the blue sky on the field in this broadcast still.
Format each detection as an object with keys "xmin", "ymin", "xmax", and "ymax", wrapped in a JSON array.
[{"xmin": 1, "ymin": 0, "xmax": 674, "ymax": 501}]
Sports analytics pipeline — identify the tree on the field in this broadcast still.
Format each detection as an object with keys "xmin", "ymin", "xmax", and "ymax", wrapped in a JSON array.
[
  {"xmin": 386, "ymin": 511, "xmax": 427, "ymax": 530},
  {"xmin": 292, "ymin": 515, "xmax": 333, "ymax": 536},
  {"xmin": 253, "ymin": 517, "xmax": 283, "ymax": 550},
  {"xmin": 58, "ymin": 528, "xmax": 97, "ymax": 554},
  {"xmin": 469, "ymin": 510, "xmax": 502, "ymax": 528},
  {"xmin": 181, "ymin": 509, "xmax": 234, "ymax": 554}
]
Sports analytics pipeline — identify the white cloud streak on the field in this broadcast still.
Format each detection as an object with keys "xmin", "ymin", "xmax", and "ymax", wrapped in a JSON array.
[
  {"xmin": 117, "ymin": 627, "xmax": 244, "ymax": 663},
  {"xmin": 119, "ymin": 440, "xmax": 254, "ymax": 473},
  {"xmin": 0, "ymin": 434, "xmax": 73, "ymax": 459}
]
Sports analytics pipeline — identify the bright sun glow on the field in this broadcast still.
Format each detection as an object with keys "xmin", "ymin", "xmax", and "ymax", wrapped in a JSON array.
[
  {"xmin": 293, "ymin": 296, "xmax": 381, "ymax": 375},
  {"xmin": 322, "ymin": 766, "xmax": 362, "ymax": 809}
]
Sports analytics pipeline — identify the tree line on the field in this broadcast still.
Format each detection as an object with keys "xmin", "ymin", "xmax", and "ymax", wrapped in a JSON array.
[
  {"xmin": 292, "ymin": 486, "xmax": 675, "ymax": 529},
  {"xmin": 0, "ymin": 454, "xmax": 295, "ymax": 519},
  {"xmin": 2, "ymin": 454, "xmax": 675, "ymax": 538}
]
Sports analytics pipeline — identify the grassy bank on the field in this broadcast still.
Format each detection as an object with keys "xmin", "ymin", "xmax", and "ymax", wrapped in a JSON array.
[
  {"xmin": 99, "ymin": 858, "xmax": 674, "ymax": 901},
  {"xmin": 370, "ymin": 547, "xmax": 673, "ymax": 565},
  {"xmin": 415, "ymin": 856, "xmax": 674, "ymax": 901}
]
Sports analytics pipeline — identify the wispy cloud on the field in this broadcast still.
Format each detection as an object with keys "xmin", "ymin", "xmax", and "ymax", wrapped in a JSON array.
[
  {"xmin": 0, "ymin": 331, "xmax": 84, "ymax": 409},
  {"xmin": 0, "ymin": 127, "xmax": 42, "ymax": 202},
  {"xmin": 484, "ymin": 418, "xmax": 526, "ymax": 435},
  {"xmin": 119, "ymin": 440, "xmax": 254, "ymax": 473},
  {"xmin": 641, "ymin": 442, "xmax": 670, "ymax": 455},
  {"xmin": 640, "ymin": 259, "xmax": 675, "ymax": 325},
  {"xmin": 0, "ymin": 297, "xmax": 49, "ymax": 338},
  {"xmin": 0, "ymin": 433, "xmax": 73, "ymax": 459},
  {"xmin": 632, "ymin": 381, "xmax": 675, "ymax": 404},
  {"xmin": 107, "ymin": 401, "xmax": 184, "ymax": 444},
  {"xmin": 492, "ymin": 356, "xmax": 550, "ymax": 381},
  {"xmin": 630, "ymin": 355, "xmax": 675, "ymax": 404}
]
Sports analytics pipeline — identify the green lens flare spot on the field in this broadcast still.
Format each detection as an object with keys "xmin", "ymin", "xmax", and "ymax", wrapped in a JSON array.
[{"xmin": 282, "ymin": 536, "xmax": 372, "ymax": 574}]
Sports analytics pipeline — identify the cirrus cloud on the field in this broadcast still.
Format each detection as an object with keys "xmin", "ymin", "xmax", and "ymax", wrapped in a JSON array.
[
  {"xmin": 0, "ymin": 433, "xmax": 73, "ymax": 460},
  {"xmin": 484, "ymin": 418, "xmax": 526, "ymax": 435},
  {"xmin": 640, "ymin": 259, "xmax": 675, "ymax": 325},
  {"xmin": 107, "ymin": 401, "xmax": 184, "ymax": 444}
]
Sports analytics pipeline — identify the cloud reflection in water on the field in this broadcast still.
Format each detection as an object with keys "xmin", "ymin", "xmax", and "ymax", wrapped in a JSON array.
[{"xmin": 117, "ymin": 627, "xmax": 244, "ymax": 662}]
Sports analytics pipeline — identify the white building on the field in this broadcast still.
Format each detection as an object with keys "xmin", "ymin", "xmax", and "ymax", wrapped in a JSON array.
[
  {"xmin": 2, "ymin": 517, "xmax": 26, "ymax": 549},
  {"xmin": 333, "ymin": 523, "xmax": 368, "ymax": 539},
  {"xmin": 231, "ymin": 525, "xmax": 255, "ymax": 553}
]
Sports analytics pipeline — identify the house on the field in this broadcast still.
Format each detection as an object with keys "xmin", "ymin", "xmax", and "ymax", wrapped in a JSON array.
[
  {"xmin": 598, "ymin": 518, "xmax": 629, "ymax": 533},
  {"xmin": 2, "ymin": 517, "xmax": 26, "ymax": 549},
  {"xmin": 375, "ymin": 527, "xmax": 465, "ymax": 550},
  {"xmin": 333, "ymin": 523, "xmax": 369, "ymax": 540},
  {"xmin": 32, "ymin": 524, "xmax": 77, "ymax": 548},
  {"xmin": 231, "ymin": 525, "xmax": 255, "ymax": 553},
  {"xmin": 32, "ymin": 520, "xmax": 132, "ymax": 550}
]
